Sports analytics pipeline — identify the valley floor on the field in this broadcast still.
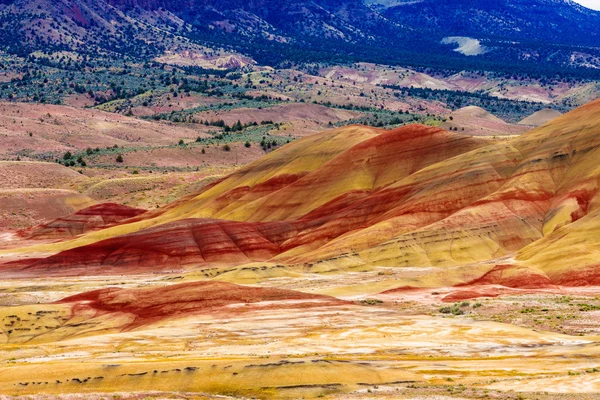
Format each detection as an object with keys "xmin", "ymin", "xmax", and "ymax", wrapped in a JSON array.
[{"xmin": 1, "ymin": 270, "xmax": 600, "ymax": 399}]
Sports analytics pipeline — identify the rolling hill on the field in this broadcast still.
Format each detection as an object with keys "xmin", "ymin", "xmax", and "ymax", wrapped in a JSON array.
[
  {"xmin": 518, "ymin": 108, "xmax": 564, "ymax": 126},
  {"xmin": 0, "ymin": 102, "xmax": 211, "ymax": 159},
  {"xmin": 442, "ymin": 106, "xmax": 530, "ymax": 136},
  {"xmin": 3, "ymin": 98, "xmax": 600, "ymax": 291}
]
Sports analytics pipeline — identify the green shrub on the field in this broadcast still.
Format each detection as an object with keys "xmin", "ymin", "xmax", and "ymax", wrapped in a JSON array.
[{"xmin": 439, "ymin": 304, "xmax": 465, "ymax": 315}]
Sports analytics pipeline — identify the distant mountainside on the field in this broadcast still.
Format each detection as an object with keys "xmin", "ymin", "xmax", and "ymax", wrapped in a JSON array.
[
  {"xmin": 382, "ymin": 0, "xmax": 600, "ymax": 46},
  {"xmin": 0, "ymin": 0, "xmax": 191, "ymax": 57},
  {"xmin": 108, "ymin": 0, "xmax": 396, "ymax": 42},
  {"xmin": 0, "ymin": 0, "xmax": 400, "ymax": 54},
  {"xmin": 1, "ymin": 0, "xmax": 600, "ymax": 75}
]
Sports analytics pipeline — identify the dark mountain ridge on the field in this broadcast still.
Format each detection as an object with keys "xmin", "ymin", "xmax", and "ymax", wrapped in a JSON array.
[
  {"xmin": 384, "ymin": 0, "xmax": 600, "ymax": 46},
  {"xmin": 1, "ymin": 0, "xmax": 600, "ymax": 76}
]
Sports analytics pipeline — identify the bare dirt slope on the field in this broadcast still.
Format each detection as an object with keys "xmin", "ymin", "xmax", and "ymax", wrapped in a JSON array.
[
  {"xmin": 193, "ymin": 103, "xmax": 362, "ymax": 126},
  {"xmin": 0, "ymin": 161, "xmax": 88, "ymax": 190},
  {"xmin": 0, "ymin": 162, "xmax": 95, "ymax": 229},
  {"xmin": 443, "ymin": 106, "xmax": 530, "ymax": 136},
  {"xmin": 0, "ymin": 102, "xmax": 210, "ymax": 159},
  {"xmin": 519, "ymin": 108, "xmax": 564, "ymax": 126}
]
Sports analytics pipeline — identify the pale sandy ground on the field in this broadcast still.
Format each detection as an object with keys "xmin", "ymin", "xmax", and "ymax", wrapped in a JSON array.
[{"xmin": 0, "ymin": 270, "xmax": 599, "ymax": 398}]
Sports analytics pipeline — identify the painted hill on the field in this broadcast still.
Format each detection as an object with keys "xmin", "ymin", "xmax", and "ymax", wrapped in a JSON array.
[
  {"xmin": 0, "ymin": 124, "xmax": 491, "ymax": 275},
  {"xmin": 518, "ymin": 108, "xmax": 564, "ymax": 126},
  {"xmin": 3, "ymin": 99, "xmax": 600, "ymax": 289},
  {"xmin": 58, "ymin": 280, "xmax": 346, "ymax": 331},
  {"xmin": 0, "ymin": 280, "xmax": 346, "ymax": 345}
]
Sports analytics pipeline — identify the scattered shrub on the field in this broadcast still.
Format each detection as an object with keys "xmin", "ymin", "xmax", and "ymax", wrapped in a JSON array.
[{"xmin": 439, "ymin": 304, "xmax": 465, "ymax": 315}]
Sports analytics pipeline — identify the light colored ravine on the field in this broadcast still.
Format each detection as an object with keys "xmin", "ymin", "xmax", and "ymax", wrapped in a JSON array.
[
  {"xmin": 0, "ymin": 232, "xmax": 15, "ymax": 242},
  {"xmin": 441, "ymin": 37, "xmax": 487, "ymax": 56}
]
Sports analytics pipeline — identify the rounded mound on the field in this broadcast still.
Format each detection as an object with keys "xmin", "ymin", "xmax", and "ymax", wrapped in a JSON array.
[
  {"xmin": 0, "ymin": 189, "xmax": 95, "ymax": 230},
  {"xmin": 518, "ymin": 108, "xmax": 563, "ymax": 126},
  {"xmin": 60, "ymin": 280, "xmax": 346, "ymax": 327},
  {"xmin": 444, "ymin": 106, "xmax": 529, "ymax": 136},
  {"xmin": 22, "ymin": 203, "xmax": 147, "ymax": 240}
]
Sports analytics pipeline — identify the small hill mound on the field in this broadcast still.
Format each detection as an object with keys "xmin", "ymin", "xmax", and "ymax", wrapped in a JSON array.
[
  {"xmin": 518, "ymin": 108, "xmax": 563, "ymax": 126},
  {"xmin": 443, "ymin": 106, "xmax": 529, "ymax": 136},
  {"xmin": 21, "ymin": 203, "xmax": 146, "ymax": 240},
  {"xmin": 59, "ymin": 281, "xmax": 346, "ymax": 329},
  {"xmin": 0, "ymin": 162, "xmax": 93, "ymax": 230},
  {"xmin": 0, "ymin": 189, "xmax": 95, "ymax": 230},
  {"xmin": 0, "ymin": 161, "xmax": 88, "ymax": 190},
  {"xmin": 453, "ymin": 106, "xmax": 499, "ymax": 120}
]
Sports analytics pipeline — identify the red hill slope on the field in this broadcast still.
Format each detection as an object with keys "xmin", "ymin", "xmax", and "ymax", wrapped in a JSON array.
[{"xmin": 59, "ymin": 280, "xmax": 346, "ymax": 329}]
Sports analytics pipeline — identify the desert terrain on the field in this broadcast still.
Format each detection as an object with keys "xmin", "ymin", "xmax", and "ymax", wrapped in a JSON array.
[{"xmin": 2, "ymin": 0, "xmax": 600, "ymax": 397}]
